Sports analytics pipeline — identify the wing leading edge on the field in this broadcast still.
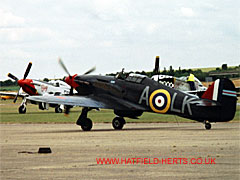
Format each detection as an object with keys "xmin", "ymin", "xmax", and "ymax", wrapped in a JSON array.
[
  {"xmin": 26, "ymin": 94, "xmax": 147, "ymax": 110},
  {"xmin": 0, "ymin": 91, "xmax": 28, "ymax": 98}
]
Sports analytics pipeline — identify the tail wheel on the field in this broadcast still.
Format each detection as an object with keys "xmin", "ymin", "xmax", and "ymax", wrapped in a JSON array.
[
  {"xmin": 19, "ymin": 105, "xmax": 26, "ymax": 114},
  {"xmin": 112, "ymin": 117, "xmax": 125, "ymax": 130},
  {"xmin": 81, "ymin": 118, "xmax": 93, "ymax": 131},
  {"xmin": 205, "ymin": 123, "xmax": 211, "ymax": 130}
]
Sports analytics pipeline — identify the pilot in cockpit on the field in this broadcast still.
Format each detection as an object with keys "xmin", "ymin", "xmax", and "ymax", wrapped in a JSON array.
[{"xmin": 116, "ymin": 68, "xmax": 126, "ymax": 80}]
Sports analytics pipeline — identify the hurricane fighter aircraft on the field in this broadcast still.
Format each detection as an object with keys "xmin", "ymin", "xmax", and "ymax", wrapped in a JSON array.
[
  {"xmin": 1, "ymin": 62, "xmax": 71, "ymax": 113},
  {"xmin": 27, "ymin": 59, "xmax": 237, "ymax": 131}
]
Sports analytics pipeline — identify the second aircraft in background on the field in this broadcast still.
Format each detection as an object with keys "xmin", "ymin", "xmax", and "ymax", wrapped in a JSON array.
[{"xmin": 0, "ymin": 62, "xmax": 71, "ymax": 113}]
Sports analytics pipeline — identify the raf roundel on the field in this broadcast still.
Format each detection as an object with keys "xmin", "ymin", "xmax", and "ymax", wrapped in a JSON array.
[{"xmin": 149, "ymin": 89, "xmax": 171, "ymax": 113}]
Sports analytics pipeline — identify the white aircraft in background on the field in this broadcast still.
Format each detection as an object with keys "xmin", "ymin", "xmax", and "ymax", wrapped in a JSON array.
[
  {"xmin": 0, "ymin": 62, "xmax": 71, "ymax": 113},
  {"xmin": 151, "ymin": 74, "xmax": 207, "ymax": 95}
]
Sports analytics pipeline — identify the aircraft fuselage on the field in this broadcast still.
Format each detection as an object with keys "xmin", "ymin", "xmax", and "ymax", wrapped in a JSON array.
[{"xmin": 73, "ymin": 75, "xmax": 236, "ymax": 123}]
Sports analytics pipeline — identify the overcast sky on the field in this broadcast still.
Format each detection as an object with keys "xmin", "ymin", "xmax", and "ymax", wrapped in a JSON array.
[{"xmin": 0, "ymin": 0, "xmax": 239, "ymax": 80}]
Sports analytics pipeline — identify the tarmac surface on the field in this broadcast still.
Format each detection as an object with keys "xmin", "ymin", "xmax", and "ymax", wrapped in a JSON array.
[{"xmin": 0, "ymin": 123, "xmax": 239, "ymax": 179}]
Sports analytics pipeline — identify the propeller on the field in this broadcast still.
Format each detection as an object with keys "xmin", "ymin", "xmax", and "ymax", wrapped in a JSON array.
[
  {"xmin": 83, "ymin": 66, "xmax": 96, "ymax": 75},
  {"xmin": 58, "ymin": 58, "xmax": 95, "ymax": 115},
  {"xmin": 8, "ymin": 72, "xmax": 20, "ymax": 103},
  {"xmin": 58, "ymin": 58, "xmax": 74, "ymax": 97},
  {"xmin": 58, "ymin": 58, "xmax": 71, "ymax": 76},
  {"xmin": 13, "ymin": 89, "xmax": 21, "ymax": 103},
  {"xmin": 58, "ymin": 57, "xmax": 96, "ymax": 76},
  {"xmin": 58, "ymin": 58, "xmax": 73, "ymax": 115},
  {"xmin": 8, "ymin": 62, "xmax": 32, "ymax": 103},
  {"xmin": 8, "ymin": 73, "xmax": 18, "ymax": 81},
  {"xmin": 23, "ymin": 62, "xmax": 32, "ymax": 79}
]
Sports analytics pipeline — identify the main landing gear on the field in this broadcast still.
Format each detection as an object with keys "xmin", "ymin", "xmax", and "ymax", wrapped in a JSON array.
[
  {"xmin": 19, "ymin": 104, "xmax": 26, "ymax": 114},
  {"xmin": 18, "ymin": 99, "xmax": 27, "ymax": 114},
  {"xmin": 76, "ymin": 107, "xmax": 93, "ymax": 131},
  {"xmin": 76, "ymin": 108, "xmax": 126, "ymax": 131},
  {"xmin": 204, "ymin": 121, "xmax": 212, "ymax": 130},
  {"xmin": 112, "ymin": 117, "xmax": 126, "ymax": 130},
  {"xmin": 55, "ymin": 105, "xmax": 63, "ymax": 113}
]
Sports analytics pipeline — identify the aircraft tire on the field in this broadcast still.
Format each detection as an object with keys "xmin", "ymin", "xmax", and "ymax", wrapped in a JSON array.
[
  {"xmin": 205, "ymin": 123, "xmax": 211, "ymax": 130},
  {"xmin": 19, "ymin": 105, "xmax": 26, "ymax": 114},
  {"xmin": 55, "ymin": 106, "xmax": 62, "ymax": 113},
  {"xmin": 81, "ymin": 118, "xmax": 93, "ymax": 131},
  {"xmin": 112, "ymin": 117, "xmax": 125, "ymax": 130},
  {"xmin": 39, "ymin": 103, "xmax": 45, "ymax": 110}
]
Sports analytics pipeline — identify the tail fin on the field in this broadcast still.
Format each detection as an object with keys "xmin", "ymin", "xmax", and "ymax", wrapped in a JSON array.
[{"xmin": 202, "ymin": 78, "xmax": 237, "ymax": 121}]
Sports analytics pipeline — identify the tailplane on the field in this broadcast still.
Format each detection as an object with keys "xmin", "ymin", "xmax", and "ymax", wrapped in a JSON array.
[{"xmin": 202, "ymin": 78, "xmax": 237, "ymax": 121}]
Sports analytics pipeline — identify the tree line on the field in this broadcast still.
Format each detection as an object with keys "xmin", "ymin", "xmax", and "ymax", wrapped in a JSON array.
[
  {"xmin": 109, "ymin": 64, "xmax": 239, "ymax": 81},
  {"xmin": 1, "ymin": 64, "xmax": 239, "ymax": 86}
]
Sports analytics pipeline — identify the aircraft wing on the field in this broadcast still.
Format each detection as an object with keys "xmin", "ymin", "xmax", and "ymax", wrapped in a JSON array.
[
  {"xmin": 0, "ymin": 91, "xmax": 28, "ymax": 98},
  {"xmin": 26, "ymin": 95, "xmax": 146, "ymax": 110}
]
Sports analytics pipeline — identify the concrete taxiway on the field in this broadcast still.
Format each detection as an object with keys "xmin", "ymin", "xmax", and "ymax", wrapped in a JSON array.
[{"xmin": 0, "ymin": 123, "xmax": 239, "ymax": 179}]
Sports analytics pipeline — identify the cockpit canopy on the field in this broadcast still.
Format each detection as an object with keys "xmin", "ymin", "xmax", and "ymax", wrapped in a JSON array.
[{"xmin": 125, "ymin": 73, "xmax": 147, "ymax": 84}]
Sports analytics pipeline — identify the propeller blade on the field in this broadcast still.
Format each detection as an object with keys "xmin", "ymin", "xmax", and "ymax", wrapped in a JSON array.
[
  {"xmin": 8, "ymin": 73, "xmax": 18, "ymax": 81},
  {"xmin": 83, "ymin": 66, "xmax": 96, "ymax": 75},
  {"xmin": 13, "ymin": 96, "xmax": 18, "ymax": 103},
  {"xmin": 13, "ymin": 87, "xmax": 21, "ymax": 103},
  {"xmin": 58, "ymin": 58, "xmax": 71, "ymax": 76},
  {"xmin": 23, "ymin": 62, "xmax": 32, "ymax": 79}
]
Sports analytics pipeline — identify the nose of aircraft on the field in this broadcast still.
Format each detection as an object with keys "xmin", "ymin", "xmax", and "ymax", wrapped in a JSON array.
[
  {"xmin": 65, "ymin": 76, "xmax": 71, "ymax": 86},
  {"xmin": 17, "ymin": 79, "xmax": 24, "ymax": 87},
  {"xmin": 64, "ymin": 74, "xmax": 78, "ymax": 88}
]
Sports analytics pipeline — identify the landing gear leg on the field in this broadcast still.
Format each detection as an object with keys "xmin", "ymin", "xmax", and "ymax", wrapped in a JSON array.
[
  {"xmin": 76, "ymin": 107, "xmax": 93, "ymax": 131},
  {"xmin": 204, "ymin": 121, "xmax": 211, "ymax": 130},
  {"xmin": 19, "ymin": 104, "xmax": 26, "ymax": 114},
  {"xmin": 19, "ymin": 98, "xmax": 27, "ymax": 114},
  {"xmin": 112, "ymin": 117, "xmax": 126, "ymax": 130}
]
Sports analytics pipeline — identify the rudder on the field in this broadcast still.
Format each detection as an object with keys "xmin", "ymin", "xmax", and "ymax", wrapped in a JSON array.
[{"xmin": 202, "ymin": 78, "xmax": 237, "ymax": 121}]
